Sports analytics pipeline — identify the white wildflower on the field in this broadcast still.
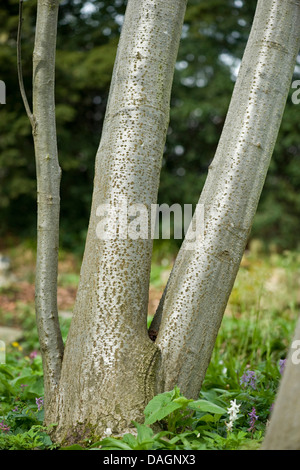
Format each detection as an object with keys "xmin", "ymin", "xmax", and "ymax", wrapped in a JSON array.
[
  {"xmin": 225, "ymin": 420, "xmax": 233, "ymax": 433},
  {"xmin": 225, "ymin": 399, "xmax": 241, "ymax": 433},
  {"xmin": 228, "ymin": 399, "xmax": 241, "ymax": 419},
  {"xmin": 103, "ymin": 427, "xmax": 112, "ymax": 437},
  {"xmin": 219, "ymin": 359, "xmax": 227, "ymax": 375}
]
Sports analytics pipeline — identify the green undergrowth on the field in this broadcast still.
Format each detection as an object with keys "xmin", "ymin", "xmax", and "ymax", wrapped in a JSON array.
[
  {"xmin": 0, "ymin": 350, "xmax": 55, "ymax": 449},
  {"xmin": 0, "ymin": 249, "xmax": 299, "ymax": 449},
  {"xmin": 0, "ymin": 309, "xmax": 294, "ymax": 450}
]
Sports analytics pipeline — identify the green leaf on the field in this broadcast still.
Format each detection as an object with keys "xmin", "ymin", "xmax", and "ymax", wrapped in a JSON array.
[
  {"xmin": 196, "ymin": 413, "xmax": 215, "ymax": 423},
  {"xmin": 144, "ymin": 395, "xmax": 182, "ymax": 425},
  {"xmin": 38, "ymin": 432, "xmax": 53, "ymax": 448},
  {"xmin": 28, "ymin": 377, "xmax": 44, "ymax": 396},
  {"xmin": 173, "ymin": 396, "xmax": 193, "ymax": 407},
  {"xmin": 170, "ymin": 385, "xmax": 181, "ymax": 399},
  {"xmin": 97, "ymin": 437, "xmax": 133, "ymax": 450},
  {"xmin": 61, "ymin": 444, "xmax": 86, "ymax": 450},
  {"xmin": 0, "ymin": 364, "xmax": 15, "ymax": 379},
  {"xmin": 10, "ymin": 374, "xmax": 36, "ymax": 388},
  {"xmin": 134, "ymin": 421, "xmax": 154, "ymax": 445},
  {"xmin": 188, "ymin": 399, "xmax": 226, "ymax": 415},
  {"xmin": 122, "ymin": 433, "xmax": 138, "ymax": 448}
]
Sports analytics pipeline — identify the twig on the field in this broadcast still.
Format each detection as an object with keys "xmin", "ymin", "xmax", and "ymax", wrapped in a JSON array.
[{"xmin": 17, "ymin": 0, "xmax": 35, "ymax": 129}]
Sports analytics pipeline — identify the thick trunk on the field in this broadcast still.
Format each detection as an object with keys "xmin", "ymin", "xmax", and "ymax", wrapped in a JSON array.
[
  {"xmin": 261, "ymin": 317, "xmax": 300, "ymax": 450},
  {"xmin": 151, "ymin": 0, "xmax": 300, "ymax": 399},
  {"xmin": 49, "ymin": 0, "xmax": 187, "ymax": 444},
  {"xmin": 31, "ymin": 0, "xmax": 64, "ymax": 414}
]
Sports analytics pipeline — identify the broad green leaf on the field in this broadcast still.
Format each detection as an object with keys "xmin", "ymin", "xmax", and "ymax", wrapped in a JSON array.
[
  {"xmin": 0, "ymin": 364, "xmax": 15, "ymax": 378},
  {"xmin": 173, "ymin": 396, "xmax": 193, "ymax": 407},
  {"xmin": 169, "ymin": 431, "xmax": 195, "ymax": 445},
  {"xmin": 89, "ymin": 441, "xmax": 103, "ymax": 449},
  {"xmin": 38, "ymin": 432, "xmax": 52, "ymax": 448},
  {"xmin": 188, "ymin": 399, "xmax": 226, "ymax": 415},
  {"xmin": 98, "ymin": 437, "xmax": 133, "ymax": 450},
  {"xmin": 122, "ymin": 433, "xmax": 138, "ymax": 448},
  {"xmin": 61, "ymin": 444, "xmax": 85, "ymax": 450},
  {"xmin": 133, "ymin": 421, "xmax": 154, "ymax": 445},
  {"xmin": 10, "ymin": 374, "xmax": 36, "ymax": 388},
  {"xmin": 145, "ymin": 401, "xmax": 182, "ymax": 425},
  {"xmin": 144, "ymin": 390, "xmax": 182, "ymax": 425},
  {"xmin": 28, "ymin": 376, "xmax": 44, "ymax": 396},
  {"xmin": 196, "ymin": 413, "xmax": 215, "ymax": 423}
]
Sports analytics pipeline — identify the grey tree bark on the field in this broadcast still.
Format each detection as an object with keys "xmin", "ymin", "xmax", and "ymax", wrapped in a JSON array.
[
  {"xmin": 32, "ymin": 0, "xmax": 64, "ymax": 413},
  {"xmin": 261, "ymin": 318, "xmax": 300, "ymax": 450},
  {"xmin": 151, "ymin": 0, "xmax": 300, "ymax": 399},
  {"xmin": 23, "ymin": 0, "xmax": 300, "ymax": 446},
  {"xmin": 18, "ymin": 0, "xmax": 64, "ymax": 413},
  {"xmin": 48, "ymin": 0, "xmax": 188, "ymax": 444}
]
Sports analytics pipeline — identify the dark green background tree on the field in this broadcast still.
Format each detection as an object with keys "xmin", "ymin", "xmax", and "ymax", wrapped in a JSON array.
[{"xmin": 1, "ymin": 0, "xmax": 299, "ymax": 252}]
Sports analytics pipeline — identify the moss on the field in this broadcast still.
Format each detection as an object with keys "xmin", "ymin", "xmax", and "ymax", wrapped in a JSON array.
[{"xmin": 54, "ymin": 421, "xmax": 100, "ymax": 448}]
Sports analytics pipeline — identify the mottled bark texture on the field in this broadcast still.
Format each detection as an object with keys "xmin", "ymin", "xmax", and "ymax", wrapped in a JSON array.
[
  {"xmin": 49, "ymin": 0, "xmax": 187, "ymax": 444},
  {"xmin": 262, "ymin": 318, "xmax": 300, "ymax": 449},
  {"xmin": 151, "ymin": 0, "xmax": 300, "ymax": 399},
  {"xmin": 28, "ymin": 0, "xmax": 300, "ymax": 445},
  {"xmin": 31, "ymin": 0, "xmax": 64, "ymax": 415}
]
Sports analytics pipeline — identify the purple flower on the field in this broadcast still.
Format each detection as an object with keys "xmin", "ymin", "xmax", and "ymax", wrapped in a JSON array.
[
  {"xmin": 279, "ymin": 359, "xmax": 287, "ymax": 375},
  {"xmin": 240, "ymin": 370, "xmax": 257, "ymax": 390},
  {"xmin": 248, "ymin": 407, "xmax": 258, "ymax": 432},
  {"xmin": 36, "ymin": 397, "xmax": 44, "ymax": 411},
  {"xmin": 29, "ymin": 350, "xmax": 38, "ymax": 360},
  {"xmin": 0, "ymin": 420, "xmax": 10, "ymax": 433}
]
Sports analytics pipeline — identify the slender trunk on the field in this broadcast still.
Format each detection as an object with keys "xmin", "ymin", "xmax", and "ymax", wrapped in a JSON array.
[
  {"xmin": 50, "ymin": 0, "xmax": 187, "ymax": 444},
  {"xmin": 151, "ymin": 0, "xmax": 300, "ymax": 399},
  {"xmin": 261, "ymin": 317, "xmax": 300, "ymax": 449},
  {"xmin": 32, "ymin": 0, "xmax": 64, "ymax": 413}
]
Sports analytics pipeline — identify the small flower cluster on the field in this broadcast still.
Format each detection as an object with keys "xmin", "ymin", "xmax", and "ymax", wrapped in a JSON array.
[
  {"xmin": 29, "ymin": 350, "xmax": 38, "ymax": 361},
  {"xmin": 240, "ymin": 370, "xmax": 257, "ymax": 389},
  {"xmin": 248, "ymin": 407, "xmax": 258, "ymax": 432},
  {"xmin": 36, "ymin": 397, "xmax": 44, "ymax": 411},
  {"xmin": 279, "ymin": 359, "xmax": 286, "ymax": 375},
  {"xmin": 0, "ymin": 420, "xmax": 10, "ymax": 433},
  {"xmin": 225, "ymin": 399, "xmax": 241, "ymax": 433}
]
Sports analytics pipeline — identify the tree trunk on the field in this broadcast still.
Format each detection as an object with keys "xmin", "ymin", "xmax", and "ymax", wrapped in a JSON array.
[
  {"xmin": 261, "ymin": 317, "xmax": 300, "ymax": 449},
  {"xmin": 151, "ymin": 0, "xmax": 300, "ymax": 399},
  {"xmin": 31, "ymin": 0, "xmax": 64, "ymax": 412},
  {"xmin": 49, "ymin": 0, "xmax": 187, "ymax": 444}
]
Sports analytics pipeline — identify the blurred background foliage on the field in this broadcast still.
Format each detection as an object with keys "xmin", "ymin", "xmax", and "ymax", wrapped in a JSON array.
[{"xmin": 0, "ymin": 0, "xmax": 299, "ymax": 255}]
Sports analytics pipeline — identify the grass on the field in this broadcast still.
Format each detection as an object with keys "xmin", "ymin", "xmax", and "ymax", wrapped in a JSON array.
[{"xmin": 0, "ymin": 241, "xmax": 299, "ymax": 449}]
